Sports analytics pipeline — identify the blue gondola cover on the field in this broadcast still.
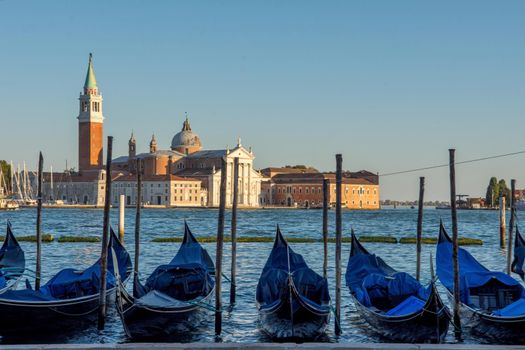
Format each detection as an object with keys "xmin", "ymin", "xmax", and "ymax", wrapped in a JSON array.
[
  {"xmin": 346, "ymin": 233, "xmax": 427, "ymax": 312},
  {"xmin": 133, "ymin": 222, "xmax": 214, "ymax": 304},
  {"xmin": 436, "ymin": 222, "xmax": 525, "ymax": 306},
  {"xmin": 1, "ymin": 228, "xmax": 130, "ymax": 302},
  {"xmin": 256, "ymin": 226, "xmax": 330, "ymax": 312}
]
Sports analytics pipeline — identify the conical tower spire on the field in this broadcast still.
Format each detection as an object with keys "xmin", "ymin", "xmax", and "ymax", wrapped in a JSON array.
[{"xmin": 84, "ymin": 53, "xmax": 98, "ymax": 94}]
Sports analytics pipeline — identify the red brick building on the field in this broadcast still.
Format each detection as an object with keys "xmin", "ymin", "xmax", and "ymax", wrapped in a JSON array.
[{"xmin": 260, "ymin": 169, "xmax": 379, "ymax": 209}]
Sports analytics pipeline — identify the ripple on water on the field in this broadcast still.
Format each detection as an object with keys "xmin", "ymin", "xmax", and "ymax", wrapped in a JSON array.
[{"xmin": 0, "ymin": 207, "xmax": 522, "ymax": 344}]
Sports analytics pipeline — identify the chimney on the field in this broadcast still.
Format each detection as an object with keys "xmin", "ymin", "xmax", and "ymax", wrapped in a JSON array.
[{"xmin": 167, "ymin": 156, "xmax": 173, "ymax": 178}]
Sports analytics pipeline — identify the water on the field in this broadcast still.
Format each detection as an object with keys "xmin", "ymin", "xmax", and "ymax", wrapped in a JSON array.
[{"xmin": 0, "ymin": 207, "xmax": 520, "ymax": 344}]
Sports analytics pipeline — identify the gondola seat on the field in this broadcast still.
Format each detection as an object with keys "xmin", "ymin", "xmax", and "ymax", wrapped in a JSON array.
[
  {"xmin": 360, "ymin": 272, "xmax": 427, "ymax": 311},
  {"xmin": 142, "ymin": 263, "xmax": 212, "ymax": 302},
  {"xmin": 493, "ymin": 298, "xmax": 525, "ymax": 317},
  {"xmin": 385, "ymin": 295, "xmax": 426, "ymax": 316}
]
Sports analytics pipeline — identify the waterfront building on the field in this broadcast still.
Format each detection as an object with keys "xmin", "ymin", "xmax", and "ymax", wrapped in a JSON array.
[
  {"xmin": 260, "ymin": 168, "xmax": 380, "ymax": 209},
  {"xmin": 33, "ymin": 54, "xmax": 263, "ymax": 207},
  {"xmin": 113, "ymin": 117, "xmax": 264, "ymax": 207},
  {"xmin": 174, "ymin": 140, "xmax": 264, "ymax": 207},
  {"xmin": 112, "ymin": 174, "xmax": 203, "ymax": 207}
]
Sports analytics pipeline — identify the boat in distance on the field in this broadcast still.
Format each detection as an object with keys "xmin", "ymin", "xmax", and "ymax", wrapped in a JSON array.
[
  {"xmin": 256, "ymin": 225, "xmax": 330, "ymax": 340},
  {"xmin": 346, "ymin": 231, "xmax": 450, "ymax": 343},
  {"xmin": 117, "ymin": 222, "xmax": 215, "ymax": 339},
  {"xmin": 0, "ymin": 228, "xmax": 131, "ymax": 335},
  {"xmin": 436, "ymin": 221, "xmax": 525, "ymax": 343}
]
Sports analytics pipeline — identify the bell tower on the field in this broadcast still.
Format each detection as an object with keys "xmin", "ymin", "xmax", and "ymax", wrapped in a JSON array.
[{"xmin": 78, "ymin": 53, "xmax": 104, "ymax": 173}]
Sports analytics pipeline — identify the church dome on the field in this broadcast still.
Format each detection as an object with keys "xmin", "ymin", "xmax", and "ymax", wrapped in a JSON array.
[{"xmin": 171, "ymin": 116, "xmax": 202, "ymax": 154}]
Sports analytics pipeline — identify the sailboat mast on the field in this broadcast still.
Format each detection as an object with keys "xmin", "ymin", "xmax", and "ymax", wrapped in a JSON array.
[
  {"xmin": 16, "ymin": 164, "xmax": 23, "ymax": 201},
  {"xmin": 50, "ymin": 165, "xmax": 54, "ymax": 201},
  {"xmin": 10, "ymin": 161, "xmax": 14, "ymax": 195},
  {"xmin": 23, "ymin": 162, "xmax": 27, "ymax": 201}
]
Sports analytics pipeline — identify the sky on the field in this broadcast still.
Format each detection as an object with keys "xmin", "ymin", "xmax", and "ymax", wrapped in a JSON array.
[{"xmin": 0, "ymin": 0, "xmax": 524, "ymax": 201}]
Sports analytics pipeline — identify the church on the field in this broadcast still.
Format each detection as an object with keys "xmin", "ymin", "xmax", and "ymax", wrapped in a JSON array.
[
  {"xmin": 34, "ymin": 54, "xmax": 264, "ymax": 208},
  {"xmin": 112, "ymin": 116, "xmax": 264, "ymax": 207}
]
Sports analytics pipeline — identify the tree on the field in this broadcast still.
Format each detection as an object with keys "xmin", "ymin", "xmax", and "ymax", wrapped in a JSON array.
[
  {"xmin": 485, "ymin": 177, "xmax": 498, "ymax": 208},
  {"xmin": 498, "ymin": 179, "xmax": 510, "ymax": 206},
  {"xmin": 0, "ymin": 160, "xmax": 12, "ymax": 194}
]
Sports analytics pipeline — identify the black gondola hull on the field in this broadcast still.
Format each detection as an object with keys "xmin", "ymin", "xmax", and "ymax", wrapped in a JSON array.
[
  {"xmin": 118, "ymin": 287, "xmax": 213, "ymax": 339},
  {"xmin": 447, "ymin": 291, "xmax": 525, "ymax": 344},
  {"xmin": 257, "ymin": 288, "xmax": 330, "ymax": 340},
  {"xmin": 351, "ymin": 288, "xmax": 450, "ymax": 343},
  {"xmin": 0, "ymin": 288, "xmax": 117, "ymax": 335}
]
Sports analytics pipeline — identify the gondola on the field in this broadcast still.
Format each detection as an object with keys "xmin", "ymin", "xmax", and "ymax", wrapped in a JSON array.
[
  {"xmin": 0, "ymin": 221, "xmax": 25, "ymax": 294},
  {"xmin": 117, "ymin": 222, "xmax": 215, "ymax": 339},
  {"xmin": 346, "ymin": 232, "xmax": 450, "ymax": 343},
  {"xmin": 436, "ymin": 221, "xmax": 525, "ymax": 343},
  {"xmin": 256, "ymin": 226, "xmax": 330, "ymax": 340},
  {"xmin": 0, "ymin": 228, "xmax": 131, "ymax": 335}
]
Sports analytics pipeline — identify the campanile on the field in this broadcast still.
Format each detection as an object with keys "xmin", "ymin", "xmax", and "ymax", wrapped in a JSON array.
[{"xmin": 78, "ymin": 53, "xmax": 104, "ymax": 172}]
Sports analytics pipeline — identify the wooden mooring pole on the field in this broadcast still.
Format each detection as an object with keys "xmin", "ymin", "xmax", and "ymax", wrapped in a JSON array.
[
  {"xmin": 98, "ymin": 136, "xmax": 113, "ymax": 331},
  {"xmin": 134, "ymin": 159, "xmax": 142, "ymax": 283},
  {"xmin": 35, "ymin": 152, "xmax": 43, "ymax": 290},
  {"xmin": 416, "ymin": 176, "xmax": 424, "ymax": 281},
  {"xmin": 499, "ymin": 195, "xmax": 506, "ymax": 249},
  {"xmin": 507, "ymin": 179, "xmax": 516, "ymax": 275},
  {"xmin": 119, "ymin": 194, "xmax": 125, "ymax": 244},
  {"xmin": 215, "ymin": 157, "xmax": 227, "ymax": 337},
  {"xmin": 335, "ymin": 154, "xmax": 342, "ymax": 336},
  {"xmin": 322, "ymin": 178, "xmax": 329, "ymax": 280},
  {"xmin": 118, "ymin": 194, "xmax": 126, "ymax": 244},
  {"xmin": 449, "ymin": 149, "xmax": 461, "ymax": 338},
  {"xmin": 230, "ymin": 157, "xmax": 239, "ymax": 306}
]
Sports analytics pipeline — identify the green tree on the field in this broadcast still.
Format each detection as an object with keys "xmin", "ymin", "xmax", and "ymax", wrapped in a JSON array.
[
  {"xmin": 498, "ymin": 179, "xmax": 510, "ymax": 206},
  {"xmin": 0, "ymin": 160, "xmax": 12, "ymax": 193},
  {"xmin": 485, "ymin": 177, "xmax": 499, "ymax": 207}
]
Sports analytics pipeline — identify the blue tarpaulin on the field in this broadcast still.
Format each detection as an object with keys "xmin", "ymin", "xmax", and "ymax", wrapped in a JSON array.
[
  {"xmin": 256, "ymin": 226, "xmax": 330, "ymax": 313},
  {"xmin": 386, "ymin": 295, "xmax": 426, "ymax": 316},
  {"xmin": 493, "ymin": 299, "xmax": 525, "ymax": 316},
  {"xmin": 0, "ymin": 228, "xmax": 130, "ymax": 302},
  {"xmin": 436, "ymin": 224, "xmax": 525, "ymax": 314},
  {"xmin": 346, "ymin": 233, "xmax": 428, "ymax": 314},
  {"xmin": 436, "ymin": 223, "xmax": 524, "ymax": 306},
  {"xmin": 133, "ymin": 222, "xmax": 214, "ymax": 304}
]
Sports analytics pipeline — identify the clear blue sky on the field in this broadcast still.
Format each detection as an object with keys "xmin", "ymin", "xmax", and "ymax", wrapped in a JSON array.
[{"xmin": 1, "ymin": 0, "xmax": 524, "ymax": 201}]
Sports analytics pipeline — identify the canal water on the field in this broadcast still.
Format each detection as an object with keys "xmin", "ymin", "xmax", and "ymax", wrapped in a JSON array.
[{"xmin": 0, "ymin": 207, "xmax": 520, "ymax": 344}]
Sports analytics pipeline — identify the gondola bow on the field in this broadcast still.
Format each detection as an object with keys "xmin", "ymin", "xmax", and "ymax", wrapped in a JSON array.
[
  {"xmin": 117, "ymin": 222, "xmax": 215, "ymax": 339},
  {"xmin": 255, "ymin": 226, "xmax": 330, "ymax": 340}
]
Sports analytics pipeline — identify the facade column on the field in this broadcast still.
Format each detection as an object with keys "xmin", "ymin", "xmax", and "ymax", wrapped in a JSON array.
[{"xmin": 248, "ymin": 163, "xmax": 252, "ymax": 206}]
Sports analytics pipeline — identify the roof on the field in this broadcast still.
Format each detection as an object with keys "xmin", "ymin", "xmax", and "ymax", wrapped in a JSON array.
[
  {"xmin": 186, "ymin": 149, "xmax": 227, "ymax": 159},
  {"xmin": 113, "ymin": 150, "xmax": 185, "ymax": 164},
  {"xmin": 113, "ymin": 174, "xmax": 200, "ymax": 182},
  {"xmin": 260, "ymin": 167, "xmax": 319, "ymax": 177},
  {"xmin": 39, "ymin": 171, "xmax": 101, "ymax": 183},
  {"xmin": 173, "ymin": 168, "xmax": 215, "ymax": 177},
  {"xmin": 271, "ymin": 172, "xmax": 376, "ymax": 185},
  {"xmin": 84, "ymin": 53, "xmax": 97, "ymax": 89}
]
